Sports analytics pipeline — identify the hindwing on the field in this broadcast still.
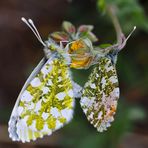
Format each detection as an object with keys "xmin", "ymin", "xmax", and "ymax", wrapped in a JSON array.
[{"xmin": 80, "ymin": 57, "xmax": 120, "ymax": 132}]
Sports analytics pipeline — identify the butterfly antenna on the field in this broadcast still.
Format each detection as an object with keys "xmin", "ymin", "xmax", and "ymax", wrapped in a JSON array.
[
  {"xmin": 21, "ymin": 17, "xmax": 46, "ymax": 47},
  {"xmin": 125, "ymin": 26, "xmax": 136, "ymax": 42},
  {"xmin": 117, "ymin": 26, "xmax": 136, "ymax": 51}
]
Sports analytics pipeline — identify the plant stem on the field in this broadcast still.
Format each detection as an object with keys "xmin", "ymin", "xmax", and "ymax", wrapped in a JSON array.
[{"xmin": 106, "ymin": 5, "xmax": 125, "ymax": 45}]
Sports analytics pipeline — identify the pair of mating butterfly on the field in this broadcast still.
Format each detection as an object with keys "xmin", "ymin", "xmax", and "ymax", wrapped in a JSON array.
[{"xmin": 8, "ymin": 17, "xmax": 136, "ymax": 142}]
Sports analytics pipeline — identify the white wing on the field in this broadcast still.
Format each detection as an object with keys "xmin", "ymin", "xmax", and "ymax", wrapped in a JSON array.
[
  {"xmin": 8, "ymin": 56, "xmax": 76, "ymax": 142},
  {"xmin": 80, "ymin": 57, "xmax": 120, "ymax": 132}
]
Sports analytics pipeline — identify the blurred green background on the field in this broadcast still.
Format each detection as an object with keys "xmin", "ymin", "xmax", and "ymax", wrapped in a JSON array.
[{"xmin": 0, "ymin": 0, "xmax": 147, "ymax": 147}]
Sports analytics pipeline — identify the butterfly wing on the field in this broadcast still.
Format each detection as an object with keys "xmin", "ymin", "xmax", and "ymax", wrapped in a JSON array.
[
  {"xmin": 8, "ymin": 56, "xmax": 75, "ymax": 142},
  {"xmin": 8, "ymin": 57, "xmax": 46, "ymax": 141},
  {"xmin": 80, "ymin": 57, "xmax": 119, "ymax": 132}
]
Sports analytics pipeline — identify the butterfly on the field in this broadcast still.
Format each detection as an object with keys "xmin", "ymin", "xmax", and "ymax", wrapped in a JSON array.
[{"xmin": 8, "ymin": 18, "xmax": 136, "ymax": 142}]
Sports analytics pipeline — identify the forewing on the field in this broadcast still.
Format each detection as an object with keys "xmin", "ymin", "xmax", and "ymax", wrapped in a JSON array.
[
  {"xmin": 9, "ymin": 57, "xmax": 74, "ymax": 142},
  {"xmin": 80, "ymin": 57, "xmax": 119, "ymax": 132}
]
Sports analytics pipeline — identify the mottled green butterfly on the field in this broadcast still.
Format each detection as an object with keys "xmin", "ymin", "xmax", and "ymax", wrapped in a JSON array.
[{"xmin": 8, "ymin": 18, "xmax": 136, "ymax": 142}]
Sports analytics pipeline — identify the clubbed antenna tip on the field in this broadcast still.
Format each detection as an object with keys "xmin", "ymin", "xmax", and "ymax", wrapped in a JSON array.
[
  {"xmin": 21, "ymin": 17, "xmax": 25, "ymax": 22},
  {"xmin": 21, "ymin": 17, "xmax": 46, "ymax": 47},
  {"xmin": 125, "ymin": 26, "xmax": 136, "ymax": 42}
]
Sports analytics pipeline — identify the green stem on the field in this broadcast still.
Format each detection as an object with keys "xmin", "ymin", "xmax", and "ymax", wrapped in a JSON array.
[
  {"xmin": 106, "ymin": 5, "xmax": 125, "ymax": 45},
  {"xmin": 93, "ymin": 4, "xmax": 126, "ymax": 57}
]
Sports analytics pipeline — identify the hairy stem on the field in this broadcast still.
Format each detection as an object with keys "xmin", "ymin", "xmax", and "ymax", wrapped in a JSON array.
[{"xmin": 106, "ymin": 5, "xmax": 125, "ymax": 45}]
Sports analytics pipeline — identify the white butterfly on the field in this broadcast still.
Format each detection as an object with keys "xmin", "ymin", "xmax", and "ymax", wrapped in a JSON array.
[{"xmin": 8, "ymin": 18, "xmax": 136, "ymax": 142}]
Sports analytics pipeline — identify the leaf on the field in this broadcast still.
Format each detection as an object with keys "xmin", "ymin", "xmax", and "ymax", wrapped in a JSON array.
[
  {"xmin": 86, "ymin": 32, "xmax": 98, "ymax": 42},
  {"xmin": 50, "ymin": 32, "xmax": 69, "ymax": 42},
  {"xmin": 79, "ymin": 31, "xmax": 98, "ymax": 42},
  {"xmin": 97, "ymin": 0, "xmax": 148, "ymax": 32},
  {"xmin": 62, "ymin": 21, "xmax": 76, "ymax": 34},
  {"xmin": 99, "ymin": 43, "xmax": 112, "ymax": 48},
  {"xmin": 77, "ymin": 25, "xmax": 98, "ymax": 42},
  {"xmin": 97, "ymin": 0, "xmax": 106, "ymax": 12},
  {"xmin": 78, "ymin": 25, "xmax": 94, "ymax": 33}
]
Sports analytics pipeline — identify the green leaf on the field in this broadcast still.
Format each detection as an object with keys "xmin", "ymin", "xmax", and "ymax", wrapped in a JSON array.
[
  {"xmin": 78, "ymin": 25, "xmax": 94, "ymax": 32},
  {"xmin": 99, "ymin": 43, "xmax": 112, "ymax": 48},
  {"xmin": 50, "ymin": 31, "xmax": 69, "ymax": 41},
  {"xmin": 79, "ymin": 32, "xmax": 98, "ymax": 42},
  {"xmin": 87, "ymin": 32, "xmax": 98, "ymax": 42},
  {"xmin": 77, "ymin": 25, "xmax": 98, "ymax": 42},
  {"xmin": 97, "ymin": 0, "xmax": 106, "ymax": 12},
  {"xmin": 62, "ymin": 21, "xmax": 76, "ymax": 34},
  {"xmin": 97, "ymin": 0, "xmax": 148, "ymax": 32}
]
